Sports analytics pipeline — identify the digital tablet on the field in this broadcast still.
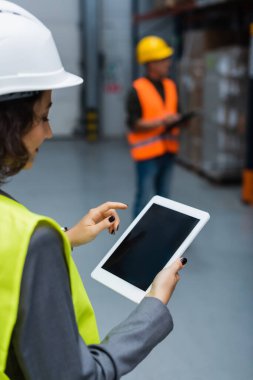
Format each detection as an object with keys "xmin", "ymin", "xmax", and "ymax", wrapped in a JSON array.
[{"xmin": 91, "ymin": 195, "xmax": 210, "ymax": 303}]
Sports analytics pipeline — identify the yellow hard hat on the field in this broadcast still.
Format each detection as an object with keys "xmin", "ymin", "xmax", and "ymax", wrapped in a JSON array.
[{"xmin": 136, "ymin": 36, "xmax": 174, "ymax": 64}]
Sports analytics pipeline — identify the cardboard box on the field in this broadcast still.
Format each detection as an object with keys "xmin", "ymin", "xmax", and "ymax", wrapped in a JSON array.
[
  {"xmin": 196, "ymin": 0, "xmax": 228, "ymax": 6},
  {"xmin": 201, "ymin": 47, "xmax": 248, "ymax": 179},
  {"xmin": 178, "ymin": 43, "xmax": 248, "ymax": 180},
  {"xmin": 182, "ymin": 29, "xmax": 236, "ymax": 59},
  {"xmin": 203, "ymin": 47, "xmax": 248, "ymax": 129},
  {"xmin": 179, "ymin": 58, "xmax": 205, "ymax": 110},
  {"xmin": 178, "ymin": 57, "xmax": 204, "ymax": 169},
  {"xmin": 155, "ymin": 0, "xmax": 189, "ymax": 8},
  {"xmin": 202, "ymin": 119, "xmax": 246, "ymax": 180}
]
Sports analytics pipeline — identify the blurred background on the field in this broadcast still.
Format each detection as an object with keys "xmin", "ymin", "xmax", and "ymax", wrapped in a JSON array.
[
  {"xmin": 11, "ymin": 0, "xmax": 253, "ymax": 187},
  {"xmin": 5, "ymin": 0, "xmax": 253, "ymax": 379}
]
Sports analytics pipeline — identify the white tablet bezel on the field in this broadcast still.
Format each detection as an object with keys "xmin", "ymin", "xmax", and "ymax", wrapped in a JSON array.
[{"xmin": 91, "ymin": 195, "xmax": 210, "ymax": 303}]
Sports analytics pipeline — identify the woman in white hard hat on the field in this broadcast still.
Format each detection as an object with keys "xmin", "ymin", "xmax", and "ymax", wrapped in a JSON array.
[{"xmin": 0, "ymin": 2, "xmax": 186, "ymax": 379}]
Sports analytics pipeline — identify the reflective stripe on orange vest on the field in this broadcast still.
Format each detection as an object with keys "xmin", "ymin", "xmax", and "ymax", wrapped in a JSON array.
[{"xmin": 127, "ymin": 77, "xmax": 179, "ymax": 161}]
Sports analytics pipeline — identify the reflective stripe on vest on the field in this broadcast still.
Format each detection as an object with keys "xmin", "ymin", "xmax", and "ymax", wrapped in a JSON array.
[
  {"xmin": 0, "ymin": 195, "xmax": 100, "ymax": 377},
  {"xmin": 130, "ymin": 132, "xmax": 178, "ymax": 149},
  {"xmin": 127, "ymin": 77, "xmax": 179, "ymax": 161}
]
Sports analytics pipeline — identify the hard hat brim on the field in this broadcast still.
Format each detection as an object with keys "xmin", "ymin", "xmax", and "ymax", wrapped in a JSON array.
[
  {"xmin": 48, "ymin": 70, "xmax": 84, "ymax": 90},
  {"xmin": 0, "ymin": 69, "xmax": 83, "ymax": 96},
  {"xmin": 138, "ymin": 46, "xmax": 174, "ymax": 64}
]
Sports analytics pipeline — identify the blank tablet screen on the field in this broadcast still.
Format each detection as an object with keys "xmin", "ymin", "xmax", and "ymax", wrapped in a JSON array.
[{"xmin": 102, "ymin": 204, "xmax": 199, "ymax": 291}]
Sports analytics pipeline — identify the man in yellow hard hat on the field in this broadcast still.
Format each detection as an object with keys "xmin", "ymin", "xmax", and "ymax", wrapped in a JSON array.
[{"xmin": 126, "ymin": 35, "xmax": 181, "ymax": 217}]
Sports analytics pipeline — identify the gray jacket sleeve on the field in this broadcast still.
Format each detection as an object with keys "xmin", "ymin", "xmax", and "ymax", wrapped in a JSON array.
[{"xmin": 10, "ymin": 225, "xmax": 173, "ymax": 380}]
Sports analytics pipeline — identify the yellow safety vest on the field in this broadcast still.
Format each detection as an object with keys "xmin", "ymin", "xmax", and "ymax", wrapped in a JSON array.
[{"xmin": 0, "ymin": 195, "xmax": 100, "ymax": 378}]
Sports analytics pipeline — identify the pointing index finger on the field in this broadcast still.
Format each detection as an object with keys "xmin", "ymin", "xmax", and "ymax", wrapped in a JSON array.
[{"xmin": 98, "ymin": 202, "xmax": 128, "ymax": 213}]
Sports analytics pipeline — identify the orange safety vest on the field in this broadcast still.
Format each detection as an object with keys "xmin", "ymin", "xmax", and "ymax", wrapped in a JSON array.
[{"xmin": 127, "ymin": 77, "xmax": 179, "ymax": 161}]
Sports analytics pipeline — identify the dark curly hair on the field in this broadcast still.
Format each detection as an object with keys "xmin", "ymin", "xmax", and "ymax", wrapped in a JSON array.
[{"xmin": 0, "ymin": 92, "xmax": 43, "ymax": 185}]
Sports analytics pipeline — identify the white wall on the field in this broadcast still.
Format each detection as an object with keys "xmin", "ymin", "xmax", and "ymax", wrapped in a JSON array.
[
  {"xmin": 100, "ymin": 0, "xmax": 132, "ymax": 137},
  {"xmin": 12, "ymin": 0, "xmax": 82, "ymax": 136},
  {"xmin": 11, "ymin": 0, "xmax": 134, "ymax": 138}
]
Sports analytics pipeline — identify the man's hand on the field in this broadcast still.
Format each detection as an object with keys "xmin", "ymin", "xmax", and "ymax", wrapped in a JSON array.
[{"xmin": 163, "ymin": 113, "xmax": 181, "ymax": 126}]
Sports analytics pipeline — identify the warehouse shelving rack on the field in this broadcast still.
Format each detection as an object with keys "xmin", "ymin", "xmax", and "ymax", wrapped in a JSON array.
[{"xmin": 133, "ymin": 0, "xmax": 253, "ymax": 202}]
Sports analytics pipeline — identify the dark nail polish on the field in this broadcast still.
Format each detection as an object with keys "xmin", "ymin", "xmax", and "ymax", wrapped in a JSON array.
[
  {"xmin": 116, "ymin": 225, "xmax": 119, "ymax": 231},
  {"xmin": 181, "ymin": 257, "xmax": 187, "ymax": 265},
  {"xmin": 109, "ymin": 216, "xmax": 115, "ymax": 223},
  {"xmin": 111, "ymin": 230, "xmax": 115, "ymax": 235}
]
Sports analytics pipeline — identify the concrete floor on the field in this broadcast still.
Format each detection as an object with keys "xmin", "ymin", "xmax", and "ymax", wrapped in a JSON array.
[{"xmin": 4, "ymin": 138, "xmax": 253, "ymax": 380}]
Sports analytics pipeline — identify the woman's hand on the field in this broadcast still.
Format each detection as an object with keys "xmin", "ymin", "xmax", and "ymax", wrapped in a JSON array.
[
  {"xmin": 146, "ymin": 258, "xmax": 187, "ymax": 305},
  {"xmin": 65, "ymin": 201, "xmax": 128, "ymax": 247}
]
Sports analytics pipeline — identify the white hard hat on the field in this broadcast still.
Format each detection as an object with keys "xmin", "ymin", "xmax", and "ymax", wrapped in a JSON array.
[{"xmin": 0, "ymin": 0, "xmax": 83, "ymax": 99}]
